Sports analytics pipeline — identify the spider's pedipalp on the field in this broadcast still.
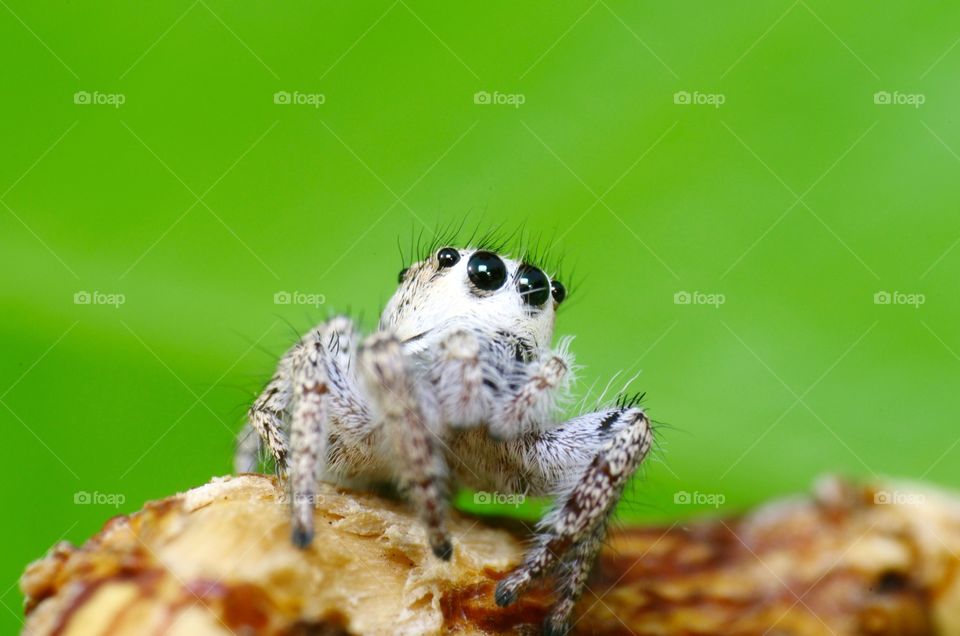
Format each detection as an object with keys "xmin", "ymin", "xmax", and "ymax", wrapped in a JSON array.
[
  {"xmin": 432, "ymin": 328, "xmax": 488, "ymax": 428},
  {"xmin": 490, "ymin": 336, "xmax": 575, "ymax": 439}
]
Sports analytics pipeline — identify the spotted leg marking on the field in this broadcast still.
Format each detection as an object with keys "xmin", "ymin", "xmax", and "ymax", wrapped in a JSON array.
[
  {"xmin": 244, "ymin": 360, "xmax": 293, "ymax": 475},
  {"xmin": 288, "ymin": 328, "xmax": 331, "ymax": 548},
  {"xmin": 495, "ymin": 406, "xmax": 652, "ymax": 634},
  {"xmin": 544, "ymin": 523, "xmax": 607, "ymax": 635}
]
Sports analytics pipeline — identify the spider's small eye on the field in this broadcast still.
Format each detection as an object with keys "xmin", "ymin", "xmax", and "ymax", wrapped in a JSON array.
[
  {"xmin": 397, "ymin": 267, "xmax": 409, "ymax": 283},
  {"xmin": 437, "ymin": 247, "xmax": 460, "ymax": 268},
  {"xmin": 551, "ymin": 280, "xmax": 567, "ymax": 304},
  {"xmin": 516, "ymin": 265, "xmax": 550, "ymax": 306},
  {"xmin": 466, "ymin": 251, "xmax": 507, "ymax": 291}
]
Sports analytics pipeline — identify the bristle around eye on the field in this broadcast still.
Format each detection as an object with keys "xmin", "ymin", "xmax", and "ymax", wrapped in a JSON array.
[
  {"xmin": 397, "ymin": 220, "xmax": 569, "ymax": 289},
  {"xmin": 413, "ymin": 218, "xmax": 468, "ymax": 264},
  {"xmin": 513, "ymin": 227, "xmax": 566, "ymax": 282},
  {"xmin": 472, "ymin": 225, "xmax": 512, "ymax": 255}
]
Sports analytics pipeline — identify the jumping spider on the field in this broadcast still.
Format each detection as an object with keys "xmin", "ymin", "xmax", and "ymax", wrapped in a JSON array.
[{"xmin": 236, "ymin": 245, "xmax": 653, "ymax": 634}]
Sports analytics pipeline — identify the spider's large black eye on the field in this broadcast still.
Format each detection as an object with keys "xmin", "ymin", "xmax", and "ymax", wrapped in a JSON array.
[
  {"xmin": 516, "ymin": 265, "xmax": 550, "ymax": 306},
  {"xmin": 437, "ymin": 247, "xmax": 460, "ymax": 268},
  {"xmin": 466, "ymin": 251, "xmax": 507, "ymax": 291},
  {"xmin": 397, "ymin": 267, "xmax": 409, "ymax": 283},
  {"xmin": 551, "ymin": 280, "xmax": 567, "ymax": 304}
]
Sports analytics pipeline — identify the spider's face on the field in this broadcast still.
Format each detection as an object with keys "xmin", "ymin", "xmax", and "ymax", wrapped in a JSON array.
[{"xmin": 380, "ymin": 247, "xmax": 567, "ymax": 354}]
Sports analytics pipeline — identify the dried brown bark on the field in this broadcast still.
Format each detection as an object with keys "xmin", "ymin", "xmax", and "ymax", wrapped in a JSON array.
[{"xmin": 20, "ymin": 474, "xmax": 960, "ymax": 635}]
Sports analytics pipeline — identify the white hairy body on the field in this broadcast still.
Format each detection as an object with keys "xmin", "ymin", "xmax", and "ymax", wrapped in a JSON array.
[{"xmin": 236, "ymin": 245, "xmax": 653, "ymax": 634}]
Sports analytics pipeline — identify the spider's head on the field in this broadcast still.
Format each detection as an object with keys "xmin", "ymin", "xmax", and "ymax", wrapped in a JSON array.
[{"xmin": 381, "ymin": 247, "xmax": 567, "ymax": 354}]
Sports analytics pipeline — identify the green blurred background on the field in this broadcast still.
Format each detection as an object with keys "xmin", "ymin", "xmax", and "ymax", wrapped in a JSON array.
[{"xmin": 3, "ymin": 1, "xmax": 959, "ymax": 629}]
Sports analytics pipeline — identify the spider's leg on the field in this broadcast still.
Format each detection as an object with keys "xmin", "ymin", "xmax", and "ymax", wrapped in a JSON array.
[
  {"xmin": 287, "ymin": 316, "xmax": 375, "ymax": 547},
  {"xmin": 546, "ymin": 523, "xmax": 607, "ymax": 636},
  {"xmin": 243, "ymin": 357, "xmax": 294, "ymax": 475},
  {"xmin": 494, "ymin": 406, "xmax": 652, "ymax": 634},
  {"xmin": 288, "ymin": 328, "xmax": 331, "ymax": 548},
  {"xmin": 313, "ymin": 317, "xmax": 376, "ymax": 477},
  {"xmin": 489, "ymin": 336, "xmax": 574, "ymax": 439},
  {"xmin": 360, "ymin": 332, "xmax": 452, "ymax": 560},
  {"xmin": 233, "ymin": 421, "xmax": 262, "ymax": 473},
  {"xmin": 244, "ymin": 316, "xmax": 372, "ymax": 547}
]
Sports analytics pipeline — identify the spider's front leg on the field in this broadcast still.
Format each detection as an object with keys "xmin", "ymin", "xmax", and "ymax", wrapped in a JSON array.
[
  {"xmin": 287, "ymin": 329, "xmax": 332, "ymax": 547},
  {"xmin": 288, "ymin": 316, "xmax": 373, "ymax": 547},
  {"xmin": 495, "ymin": 404, "xmax": 653, "ymax": 635},
  {"xmin": 359, "ymin": 332, "xmax": 453, "ymax": 559},
  {"xmin": 241, "ymin": 317, "xmax": 370, "ymax": 548}
]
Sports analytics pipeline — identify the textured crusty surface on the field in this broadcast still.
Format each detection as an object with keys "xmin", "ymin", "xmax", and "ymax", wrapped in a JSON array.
[{"xmin": 20, "ymin": 474, "xmax": 960, "ymax": 635}]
